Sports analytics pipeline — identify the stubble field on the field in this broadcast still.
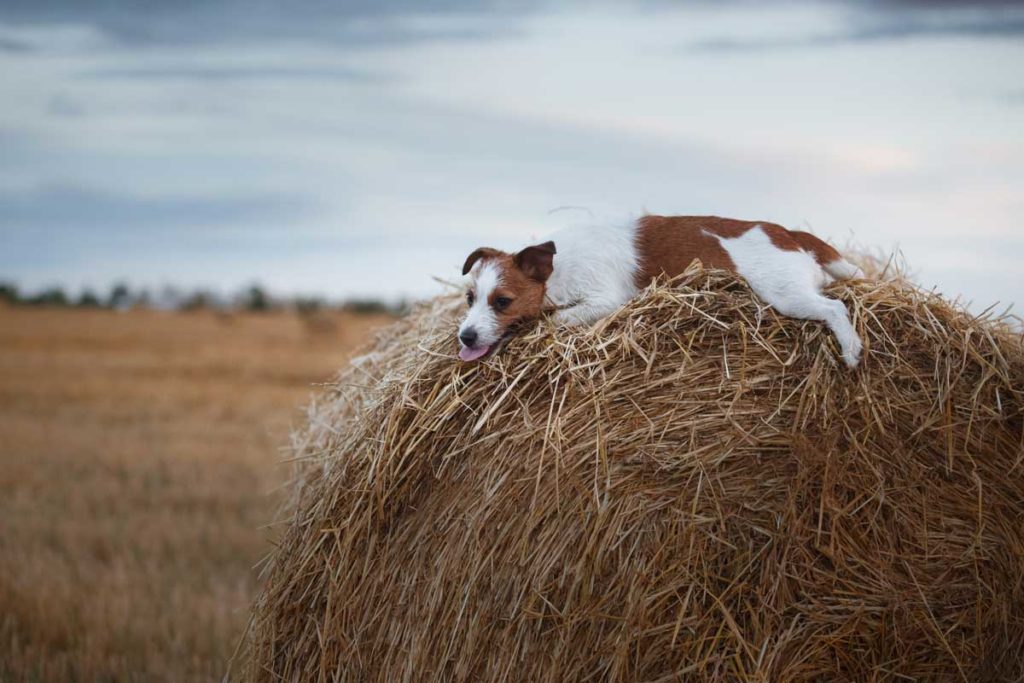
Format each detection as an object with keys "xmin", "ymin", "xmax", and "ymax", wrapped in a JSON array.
[{"xmin": 0, "ymin": 305, "xmax": 390, "ymax": 681}]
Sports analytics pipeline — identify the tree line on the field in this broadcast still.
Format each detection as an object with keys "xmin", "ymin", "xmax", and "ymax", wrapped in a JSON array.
[{"xmin": 0, "ymin": 281, "xmax": 405, "ymax": 316}]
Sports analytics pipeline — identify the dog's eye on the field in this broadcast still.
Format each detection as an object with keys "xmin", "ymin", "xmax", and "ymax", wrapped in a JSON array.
[
  {"xmin": 466, "ymin": 291, "xmax": 475, "ymax": 305},
  {"xmin": 494, "ymin": 296, "xmax": 513, "ymax": 311}
]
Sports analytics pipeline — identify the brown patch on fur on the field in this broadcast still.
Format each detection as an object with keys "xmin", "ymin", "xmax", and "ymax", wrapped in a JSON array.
[
  {"xmin": 487, "ymin": 254, "xmax": 548, "ymax": 333},
  {"xmin": 463, "ymin": 247, "xmax": 503, "ymax": 276},
  {"xmin": 513, "ymin": 241, "xmax": 556, "ymax": 282},
  {"xmin": 789, "ymin": 230, "xmax": 843, "ymax": 266},
  {"xmin": 463, "ymin": 246, "xmax": 550, "ymax": 338},
  {"xmin": 633, "ymin": 215, "xmax": 841, "ymax": 288},
  {"xmin": 634, "ymin": 215, "xmax": 741, "ymax": 288}
]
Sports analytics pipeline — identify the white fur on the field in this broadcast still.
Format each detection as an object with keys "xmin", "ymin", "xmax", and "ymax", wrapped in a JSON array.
[
  {"xmin": 823, "ymin": 258, "xmax": 862, "ymax": 280},
  {"xmin": 459, "ymin": 260, "xmax": 503, "ymax": 347},
  {"xmin": 710, "ymin": 226, "xmax": 862, "ymax": 367},
  {"xmin": 545, "ymin": 221, "xmax": 641, "ymax": 326}
]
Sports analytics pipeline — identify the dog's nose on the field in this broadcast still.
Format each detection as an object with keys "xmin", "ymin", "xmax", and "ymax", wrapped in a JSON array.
[{"xmin": 459, "ymin": 328, "xmax": 478, "ymax": 347}]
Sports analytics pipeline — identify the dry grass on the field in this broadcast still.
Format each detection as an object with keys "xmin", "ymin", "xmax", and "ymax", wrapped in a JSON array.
[
  {"xmin": 243, "ymin": 263, "xmax": 1024, "ymax": 682},
  {"xmin": 0, "ymin": 306, "xmax": 389, "ymax": 682}
]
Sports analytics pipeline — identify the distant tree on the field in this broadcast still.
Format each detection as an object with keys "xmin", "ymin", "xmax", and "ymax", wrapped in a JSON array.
[
  {"xmin": 240, "ymin": 284, "xmax": 271, "ymax": 312},
  {"xmin": 108, "ymin": 282, "xmax": 132, "ymax": 309},
  {"xmin": 342, "ymin": 298, "xmax": 405, "ymax": 316},
  {"xmin": 155, "ymin": 285, "xmax": 184, "ymax": 310},
  {"xmin": 77, "ymin": 289, "xmax": 102, "ymax": 308},
  {"xmin": 180, "ymin": 290, "xmax": 215, "ymax": 311},
  {"xmin": 134, "ymin": 288, "xmax": 152, "ymax": 309},
  {"xmin": 28, "ymin": 287, "xmax": 68, "ymax": 306},
  {"xmin": 0, "ymin": 282, "xmax": 18, "ymax": 305},
  {"xmin": 295, "ymin": 296, "xmax": 325, "ymax": 315}
]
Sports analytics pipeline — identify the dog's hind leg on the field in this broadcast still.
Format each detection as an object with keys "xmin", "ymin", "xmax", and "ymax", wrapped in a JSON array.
[
  {"xmin": 765, "ymin": 289, "xmax": 862, "ymax": 368},
  {"xmin": 710, "ymin": 225, "xmax": 863, "ymax": 367}
]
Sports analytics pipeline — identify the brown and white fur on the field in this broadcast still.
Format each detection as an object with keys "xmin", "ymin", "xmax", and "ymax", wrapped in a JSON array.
[{"xmin": 458, "ymin": 215, "xmax": 864, "ymax": 367}]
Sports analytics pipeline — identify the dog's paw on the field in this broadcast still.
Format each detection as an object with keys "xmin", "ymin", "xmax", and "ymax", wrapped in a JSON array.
[{"xmin": 842, "ymin": 335, "xmax": 863, "ymax": 369}]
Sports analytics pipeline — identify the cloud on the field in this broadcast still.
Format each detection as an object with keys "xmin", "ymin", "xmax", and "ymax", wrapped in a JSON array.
[
  {"xmin": 47, "ymin": 94, "xmax": 85, "ymax": 117},
  {"xmin": 0, "ymin": 0, "xmax": 537, "ymax": 48},
  {"xmin": 76, "ymin": 65, "xmax": 387, "ymax": 83},
  {"xmin": 867, "ymin": 0, "xmax": 1024, "ymax": 8},
  {"xmin": 998, "ymin": 89, "xmax": 1024, "ymax": 104},
  {"xmin": 684, "ymin": 2, "xmax": 1024, "ymax": 52},
  {"xmin": 0, "ymin": 185, "xmax": 316, "ymax": 232},
  {"xmin": 0, "ymin": 36, "xmax": 31, "ymax": 52},
  {"xmin": 688, "ymin": 19, "xmax": 1024, "ymax": 53},
  {"xmin": 1, "ymin": 0, "xmax": 1020, "ymax": 309}
]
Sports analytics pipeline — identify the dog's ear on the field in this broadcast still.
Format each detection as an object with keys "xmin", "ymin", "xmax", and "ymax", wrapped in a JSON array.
[
  {"xmin": 462, "ymin": 247, "xmax": 502, "ymax": 275},
  {"xmin": 513, "ymin": 240, "xmax": 556, "ymax": 282}
]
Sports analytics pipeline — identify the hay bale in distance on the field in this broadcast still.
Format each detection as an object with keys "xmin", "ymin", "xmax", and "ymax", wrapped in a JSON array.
[{"xmin": 241, "ymin": 263, "xmax": 1024, "ymax": 682}]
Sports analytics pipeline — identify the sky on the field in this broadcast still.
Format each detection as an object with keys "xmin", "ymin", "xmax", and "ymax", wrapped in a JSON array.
[{"xmin": 0, "ymin": 0, "xmax": 1022, "ymax": 309}]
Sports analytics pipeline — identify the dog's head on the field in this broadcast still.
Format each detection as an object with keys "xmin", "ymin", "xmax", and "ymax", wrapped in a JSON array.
[{"xmin": 457, "ymin": 241, "xmax": 556, "ymax": 361}]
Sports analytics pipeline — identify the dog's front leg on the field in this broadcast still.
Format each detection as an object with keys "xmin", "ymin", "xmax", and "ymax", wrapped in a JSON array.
[{"xmin": 551, "ymin": 298, "xmax": 621, "ymax": 327}]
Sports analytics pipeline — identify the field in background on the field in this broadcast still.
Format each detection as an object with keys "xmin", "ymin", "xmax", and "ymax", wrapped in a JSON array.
[{"xmin": 0, "ymin": 305, "xmax": 391, "ymax": 681}]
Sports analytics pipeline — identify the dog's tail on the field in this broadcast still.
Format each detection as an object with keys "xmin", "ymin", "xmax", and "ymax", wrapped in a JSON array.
[{"xmin": 790, "ymin": 230, "xmax": 863, "ymax": 280}]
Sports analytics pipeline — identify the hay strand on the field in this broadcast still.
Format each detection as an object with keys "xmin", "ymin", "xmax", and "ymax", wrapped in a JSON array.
[{"xmin": 239, "ymin": 262, "xmax": 1024, "ymax": 682}]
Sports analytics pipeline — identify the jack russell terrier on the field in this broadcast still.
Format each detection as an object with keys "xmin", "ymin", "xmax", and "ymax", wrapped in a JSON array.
[{"xmin": 457, "ymin": 215, "xmax": 863, "ymax": 367}]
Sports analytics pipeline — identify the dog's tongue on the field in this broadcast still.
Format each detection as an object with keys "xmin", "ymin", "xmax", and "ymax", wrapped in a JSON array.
[{"xmin": 459, "ymin": 344, "xmax": 490, "ymax": 362}]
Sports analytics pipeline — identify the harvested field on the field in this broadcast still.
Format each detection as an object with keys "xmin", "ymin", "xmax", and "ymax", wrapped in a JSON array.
[
  {"xmin": 0, "ymin": 306, "xmax": 389, "ymax": 682},
  {"xmin": 243, "ymin": 263, "xmax": 1024, "ymax": 682}
]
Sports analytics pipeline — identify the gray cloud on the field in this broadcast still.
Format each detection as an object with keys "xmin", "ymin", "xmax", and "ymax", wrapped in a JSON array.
[
  {"xmin": 7, "ymin": 0, "xmax": 1021, "ymax": 54},
  {"xmin": 47, "ymin": 94, "xmax": 85, "ymax": 117},
  {"xmin": 0, "ymin": 185, "xmax": 315, "ymax": 232},
  {"xmin": 688, "ymin": 14, "xmax": 1024, "ymax": 52},
  {"xmin": 679, "ymin": 0, "xmax": 1024, "ymax": 52},
  {"xmin": 1, "ymin": 0, "xmax": 1020, "ymax": 308},
  {"xmin": 998, "ymin": 89, "xmax": 1024, "ymax": 104},
  {"xmin": 0, "ymin": 0, "xmax": 537, "ymax": 47},
  {"xmin": 863, "ymin": 0, "xmax": 1024, "ymax": 7},
  {"xmin": 0, "ymin": 35, "xmax": 31, "ymax": 52},
  {"xmin": 76, "ymin": 65, "xmax": 386, "ymax": 83}
]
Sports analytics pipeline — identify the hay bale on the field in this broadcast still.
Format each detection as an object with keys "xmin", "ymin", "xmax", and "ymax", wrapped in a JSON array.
[{"xmin": 241, "ymin": 263, "xmax": 1024, "ymax": 682}]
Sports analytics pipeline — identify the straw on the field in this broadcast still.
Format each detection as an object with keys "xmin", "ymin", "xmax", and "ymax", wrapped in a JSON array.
[{"xmin": 239, "ymin": 260, "xmax": 1024, "ymax": 682}]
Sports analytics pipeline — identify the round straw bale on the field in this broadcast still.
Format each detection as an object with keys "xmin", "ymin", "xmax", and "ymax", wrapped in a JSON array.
[{"xmin": 241, "ymin": 264, "xmax": 1024, "ymax": 682}]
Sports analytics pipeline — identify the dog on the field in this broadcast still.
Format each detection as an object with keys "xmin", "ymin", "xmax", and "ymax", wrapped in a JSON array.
[{"xmin": 457, "ymin": 215, "xmax": 863, "ymax": 367}]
